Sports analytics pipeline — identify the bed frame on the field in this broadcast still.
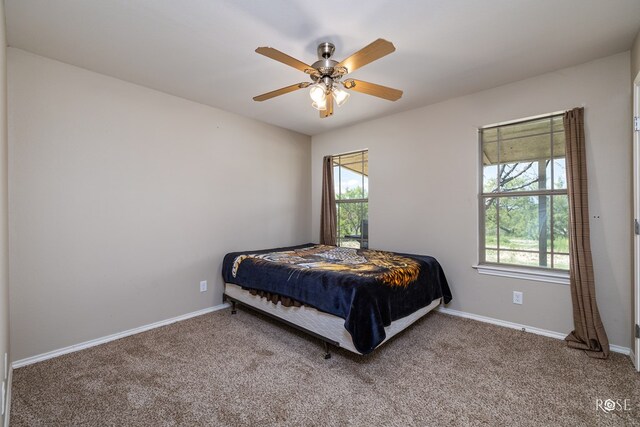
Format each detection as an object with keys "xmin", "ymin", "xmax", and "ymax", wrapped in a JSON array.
[{"xmin": 223, "ymin": 282, "xmax": 442, "ymax": 359}]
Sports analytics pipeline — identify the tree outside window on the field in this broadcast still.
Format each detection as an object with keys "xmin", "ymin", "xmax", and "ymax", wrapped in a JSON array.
[
  {"xmin": 333, "ymin": 150, "xmax": 368, "ymax": 249},
  {"xmin": 480, "ymin": 115, "xmax": 569, "ymax": 270}
]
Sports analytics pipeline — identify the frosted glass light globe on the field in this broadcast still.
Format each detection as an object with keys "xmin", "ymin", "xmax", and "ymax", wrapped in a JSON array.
[
  {"xmin": 312, "ymin": 100, "xmax": 327, "ymax": 111},
  {"xmin": 333, "ymin": 87, "xmax": 350, "ymax": 106},
  {"xmin": 309, "ymin": 84, "xmax": 326, "ymax": 103}
]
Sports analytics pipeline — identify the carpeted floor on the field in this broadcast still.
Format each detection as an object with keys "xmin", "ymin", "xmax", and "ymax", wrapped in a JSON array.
[{"xmin": 9, "ymin": 307, "xmax": 640, "ymax": 426}]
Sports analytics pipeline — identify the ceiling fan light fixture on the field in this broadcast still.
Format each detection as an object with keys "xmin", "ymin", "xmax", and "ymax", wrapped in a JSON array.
[
  {"xmin": 333, "ymin": 87, "xmax": 350, "ymax": 107},
  {"xmin": 311, "ymin": 99, "xmax": 327, "ymax": 111},
  {"xmin": 253, "ymin": 39, "xmax": 402, "ymax": 118},
  {"xmin": 309, "ymin": 84, "xmax": 326, "ymax": 103}
]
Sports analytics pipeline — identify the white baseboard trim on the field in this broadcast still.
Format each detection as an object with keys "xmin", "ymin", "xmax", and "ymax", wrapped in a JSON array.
[
  {"xmin": 610, "ymin": 344, "xmax": 633, "ymax": 357},
  {"xmin": 437, "ymin": 306, "xmax": 632, "ymax": 356},
  {"xmin": 4, "ymin": 366, "xmax": 11, "ymax": 427},
  {"xmin": 12, "ymin": 303, "xmax": 230, "ymax": 369}
]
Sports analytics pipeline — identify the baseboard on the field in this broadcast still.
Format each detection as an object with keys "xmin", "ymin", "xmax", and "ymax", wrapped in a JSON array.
[
  {"xmin": 437, "ymin": 306, "xmax": 632, "ymax": 356},
  {"xmin": 610, "ymin": 344, "xmax": 633, "ymax": 356},
  {"xmin": 11, "ymin": 303, "xmax": 631, "ymax": 369},
  {"xmin": 12, "ymin": 303, "xmax": 230, "ymax": 369},
  {"xmin": 3, "ymin": 366, "xmax": 11, "ymax": 427}
]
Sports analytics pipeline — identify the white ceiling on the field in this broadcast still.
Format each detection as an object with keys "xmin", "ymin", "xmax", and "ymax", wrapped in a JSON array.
[{"xmin": 6, "ymin": 0, "xmax": 640, "ymax": 136}]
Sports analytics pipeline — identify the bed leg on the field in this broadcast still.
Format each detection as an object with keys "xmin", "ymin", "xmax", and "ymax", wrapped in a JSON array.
[
  {"xmin": 322, "ymin": 341, "xmax": 331, "ymax": 360},
  {"xmin": 231, "ymin": 300, "xmax": 237, "ymax": 315}
]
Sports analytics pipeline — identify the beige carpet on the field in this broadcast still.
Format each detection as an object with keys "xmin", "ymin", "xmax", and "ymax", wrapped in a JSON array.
[{"xmin": 10, "ymin": 307, "xmax": 640, "ymax": 426}]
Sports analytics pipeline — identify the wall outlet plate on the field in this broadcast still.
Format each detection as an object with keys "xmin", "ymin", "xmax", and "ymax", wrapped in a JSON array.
[
  {"xmin": 513, "ymin": 291, "xmax": 523, "ymax": 305},
  {"xmin": 200, "ymin": 281, "xmax": 207, "ymax": 292}
]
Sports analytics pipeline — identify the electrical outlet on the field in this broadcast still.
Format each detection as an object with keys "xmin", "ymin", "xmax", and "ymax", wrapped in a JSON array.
[
  {"xmin": 199, "ymin": 280, "xmax": 207, "ymax": 293},
  {"xmin": 513, "ymin": 291, "xmax": 523, "ymax": 305}
]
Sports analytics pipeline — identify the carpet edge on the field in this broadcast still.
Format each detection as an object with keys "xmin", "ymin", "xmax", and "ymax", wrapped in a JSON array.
[
  {"xmin": 12, "ymin": 303, "xmax": 230, "ymax": 369},
  {"xmin": 437, "ymin": 306, "xmax": 632, "ymax": 356}
]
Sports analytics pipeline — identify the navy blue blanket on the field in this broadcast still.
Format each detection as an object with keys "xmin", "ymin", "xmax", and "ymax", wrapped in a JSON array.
[{"xmin": 222, "ymin": 244, "xmax": 452, "ymax": 354}]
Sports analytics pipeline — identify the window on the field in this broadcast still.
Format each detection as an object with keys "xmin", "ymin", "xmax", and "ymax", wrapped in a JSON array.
[
  {"xmin": 333, "ymin": 150, "xmax": 368, "ymax": 249},
  {"xmin": 480, "ymin": 114, "xmax": 569, "ymax": 271}
]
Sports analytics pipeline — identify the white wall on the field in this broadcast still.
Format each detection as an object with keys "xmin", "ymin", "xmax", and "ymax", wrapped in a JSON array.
[
  {"xmin": 312, "ymin": 52, "xmax": 632, "ymax": 349},
  {"xmin": 8, "ymin": 48, "xmax": 311, "ymax": 361},
  {"xmin": 0, "ymin": 0, "xmax": 10, "ymax": 424}
]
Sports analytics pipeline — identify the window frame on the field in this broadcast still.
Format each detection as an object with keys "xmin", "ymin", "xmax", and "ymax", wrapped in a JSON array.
[
  {"xmin": 477, "ymin": 112, "xmax": 570, "ymax": 283},
  {"xmin": 333, "ymin": 149, "xmax": 368, "ymax": 249}
]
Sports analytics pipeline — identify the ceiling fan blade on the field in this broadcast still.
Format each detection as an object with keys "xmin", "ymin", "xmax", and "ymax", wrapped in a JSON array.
[
  {"xmin": 336, "ymin": 39, "xmax": 396, "ymax": 74},
  {"xmin": 253, "ymin": 82, "xmax": 311, "ymax": 102},
  {"xmin": 320, "ymin": 92, "xmax": 334, "ymax": 118},
  {"xmin": 255, "ymin": 47, "xmax": 317, "ymax": 75},
  {"xmin": 342, "ymin": 79, "xmax": 403, "ymax": 101}
]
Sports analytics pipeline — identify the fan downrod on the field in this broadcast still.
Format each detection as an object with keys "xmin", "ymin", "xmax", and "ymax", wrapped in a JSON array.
[
  {"xmin": 311, "ymin": 42, "xmax": 340, "ymax": 81},
  {"xmin": 317, "ymin": 42, "xmax": 335, "ymax": 59}
]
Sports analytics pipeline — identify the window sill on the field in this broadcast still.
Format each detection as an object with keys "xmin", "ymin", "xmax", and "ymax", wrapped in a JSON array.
[{"xmin": 472, "ymin": 264, "xmax": 569, "ymax": 285}]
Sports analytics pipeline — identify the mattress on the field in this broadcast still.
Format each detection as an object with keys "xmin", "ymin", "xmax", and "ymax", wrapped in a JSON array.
[{"xmin": 225, "ymin": 282, "xmax": 442, "ymax": 355}]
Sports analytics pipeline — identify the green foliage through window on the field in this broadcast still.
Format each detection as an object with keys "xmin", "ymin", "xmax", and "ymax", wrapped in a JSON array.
[
  {"xmin": 333, "ymin": 150, "xmax": 368, "ymax": 249},
  {"xmin": 480, "ymin": 115, "xmax": 569, "ymax": 270}
]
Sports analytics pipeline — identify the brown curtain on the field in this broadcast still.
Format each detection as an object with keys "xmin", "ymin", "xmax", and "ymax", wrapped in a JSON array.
[
  {"xmin": 320, "ymin": 155, "xmax": 337, "ymax": 245},
  {"xmin": 563, "ymin": 107, "xmax": 609, "ymax": 359}
]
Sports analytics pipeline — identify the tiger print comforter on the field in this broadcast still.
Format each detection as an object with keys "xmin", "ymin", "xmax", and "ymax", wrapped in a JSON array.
[{"xmin": 222, "ymin": 244, "xmax": 452, "ymax": 354}]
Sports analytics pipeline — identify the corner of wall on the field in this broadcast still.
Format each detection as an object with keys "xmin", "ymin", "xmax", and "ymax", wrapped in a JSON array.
[
  {"xmin": 631, "ymin": 29, "xmax": 640, "ymax": 83},
  {"xmin": 0, "ymin": 0, "xmax": 11, "ymax": 424}
]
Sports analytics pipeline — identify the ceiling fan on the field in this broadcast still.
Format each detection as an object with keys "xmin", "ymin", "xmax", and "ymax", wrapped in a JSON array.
[{"xmin": 252, "ymin": 39, "xmax": 403, "ymax": 118}]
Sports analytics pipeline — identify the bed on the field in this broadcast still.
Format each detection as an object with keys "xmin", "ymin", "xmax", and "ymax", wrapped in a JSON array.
[{"xmin": 221, "ymin": 243, "xmax": 451, "ymax": 357}]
